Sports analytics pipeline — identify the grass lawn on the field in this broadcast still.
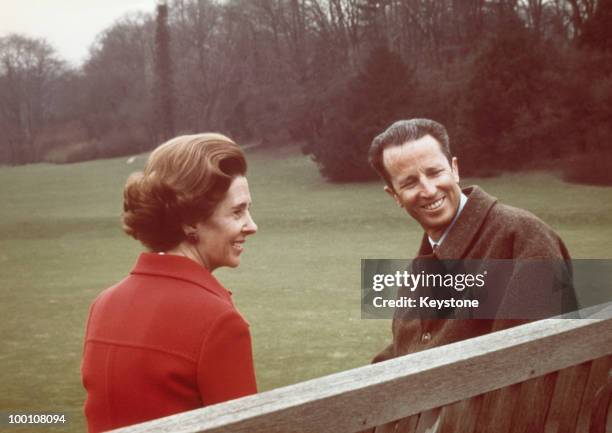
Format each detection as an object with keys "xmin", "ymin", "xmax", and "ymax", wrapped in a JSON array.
[{"xmin": 1, "ymin": 146, "xmax": 611, "ymax": 432}]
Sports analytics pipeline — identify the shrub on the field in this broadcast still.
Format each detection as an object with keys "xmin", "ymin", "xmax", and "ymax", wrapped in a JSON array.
[
  {"xmin": 562, "ymin": 152, "xmax": 612, "ymax": 186},
  {"xmin": 303, "ymin": 45, "xmax": 417, "ymax": 182},
  {"xmin": 455, "ymin": 26, "xmax": 563, "ymax": 175},
  {"xmin": 96, "ymin": 127, "xmax": 153, "ymax": 159},
  {"xmin": 43, "ymin": 140, "xmax": 99, "ymax": 164},
  {"xmin": 42, "ymin": 126, "xmax": 153, "ymax": 164}
]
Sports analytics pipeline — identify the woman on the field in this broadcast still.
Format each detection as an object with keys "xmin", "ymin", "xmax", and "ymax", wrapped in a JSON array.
[{"xmin": 81, "ymin": 133, "xmax": 258, "ymax": 432}]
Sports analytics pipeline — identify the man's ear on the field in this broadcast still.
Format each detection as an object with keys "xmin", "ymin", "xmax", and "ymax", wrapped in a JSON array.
[
  {"xmin": 384, "ymin": 185, "xmax": 402, "ymax": 207},
  {"xmin": 451, "ymin": 157, "xmax": 460, "ymax": 183}
]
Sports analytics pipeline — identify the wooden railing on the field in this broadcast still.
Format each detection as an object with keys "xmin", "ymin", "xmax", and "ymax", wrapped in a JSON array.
[{"xmin": 111, "ymin": 304, "xmax": 612, "ymax": 433}]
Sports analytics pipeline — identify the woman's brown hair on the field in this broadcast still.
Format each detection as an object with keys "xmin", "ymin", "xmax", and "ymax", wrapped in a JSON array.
[{"xmin": 122, "ymin": 133, "xmax": 247, "ymax": 251}]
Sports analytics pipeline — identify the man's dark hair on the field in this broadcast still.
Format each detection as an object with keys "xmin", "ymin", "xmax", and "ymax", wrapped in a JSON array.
[{"xmin": 369, "ymin": 119, "xmax": 452, "ymax": 187}]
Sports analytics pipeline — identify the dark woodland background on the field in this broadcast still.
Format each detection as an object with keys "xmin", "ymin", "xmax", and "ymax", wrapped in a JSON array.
[{"xmin": 1, "ymin": 0, "xmax": 611, "ymax": 183}]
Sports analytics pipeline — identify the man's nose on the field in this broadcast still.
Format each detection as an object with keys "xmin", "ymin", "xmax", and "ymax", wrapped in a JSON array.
[{"xmin": 419, "ymin": 178, "xmax": 437, "ymax": 197}]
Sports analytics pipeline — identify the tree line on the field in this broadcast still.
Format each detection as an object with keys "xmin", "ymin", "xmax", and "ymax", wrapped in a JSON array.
[{"xmin": 1, "ymin": 0, "xmax": 611, "ymax": 184}]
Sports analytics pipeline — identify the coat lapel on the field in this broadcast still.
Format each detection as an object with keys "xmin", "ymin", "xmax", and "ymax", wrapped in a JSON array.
[{"xmin": 417, "ymin": 186, "xmax": 498, "ymax": 260}]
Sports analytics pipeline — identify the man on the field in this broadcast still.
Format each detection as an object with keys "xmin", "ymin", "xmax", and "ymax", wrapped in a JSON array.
[{"xmin": 367, "ymin": 118, "xmax": 576, "ymax": 431}]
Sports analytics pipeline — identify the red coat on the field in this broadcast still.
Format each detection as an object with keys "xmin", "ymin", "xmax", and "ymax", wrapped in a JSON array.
[{"xmin": 81, "ymin": 253, "xmax": 257, "ymax": 432}]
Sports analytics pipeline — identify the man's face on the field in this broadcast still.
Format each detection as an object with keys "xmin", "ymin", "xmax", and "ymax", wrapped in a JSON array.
[{"xmin": 382, "ymin": 135, "xmax": 461, "ymax": 241}]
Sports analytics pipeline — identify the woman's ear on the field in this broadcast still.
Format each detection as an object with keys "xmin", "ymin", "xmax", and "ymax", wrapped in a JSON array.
[{"xmin": 182, "ymin": 224, "xmax": 199, "ymax": 244}]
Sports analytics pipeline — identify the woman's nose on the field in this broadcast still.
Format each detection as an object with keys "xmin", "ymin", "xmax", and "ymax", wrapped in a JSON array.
[{"xmin": 243, "ymin": 213, "xmax": 257, "ymax": 234}]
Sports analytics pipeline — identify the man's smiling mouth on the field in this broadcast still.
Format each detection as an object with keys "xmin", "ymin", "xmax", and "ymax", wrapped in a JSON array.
[{"xmin": 422, "ymin": 197, "xmax": 445, "ymax": 211}]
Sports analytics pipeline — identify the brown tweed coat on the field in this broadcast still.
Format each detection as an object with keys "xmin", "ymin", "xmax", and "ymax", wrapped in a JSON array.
[{"xmin": 372, "ymin": 185, "xmax": 576, "ymax": 433}]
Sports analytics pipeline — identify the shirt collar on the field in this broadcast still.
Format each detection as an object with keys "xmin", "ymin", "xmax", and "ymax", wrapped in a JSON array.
[
  {"xmin": 130, "ymin": 252, "xmax": 232, "ymax": 300},
  {"xmin": 418, "ymin": 185, "xmax": 498, "ymax": 259},
  {"xmin": 428, "ymin": 192, "xmax": 468, "ymax": 249}
]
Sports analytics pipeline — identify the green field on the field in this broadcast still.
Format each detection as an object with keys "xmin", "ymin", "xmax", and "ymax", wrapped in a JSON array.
[{"xmin": 1, "ymin": 147, "xmax": 611, "ymax": 432}]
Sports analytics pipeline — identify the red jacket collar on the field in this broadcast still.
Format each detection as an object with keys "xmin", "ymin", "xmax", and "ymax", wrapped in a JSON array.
[{"xmin": 130, "ymin": 253, "xmax": 232, "ymax": 300}]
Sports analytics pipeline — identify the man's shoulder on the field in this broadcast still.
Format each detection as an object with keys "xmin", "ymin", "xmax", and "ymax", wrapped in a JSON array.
[
  {"xmin": 486, "ymin": 200, "xmax": 556, "ymax": 236},
  {"xmin": 488, "ymin": 201, "xmax": 546, "ymax": 227},
  {"xmin": 460, "ymin": 185, "xmax": 555, "ymax": 237},
  {"xmin": 484, "ymin": 199, "xmax": 569, "ymax": 259},
  {"xmin": 463, "ymin": 186, "xmax": 568, "ymax": 257}
]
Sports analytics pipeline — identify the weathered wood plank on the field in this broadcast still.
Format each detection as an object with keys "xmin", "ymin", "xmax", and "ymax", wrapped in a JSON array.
[
  {"xmin": 414, "ymin": 408, "xmax": 440, "ymax": 433},
  {"xmin": 558, "ymin": 363, "xmax": 592, "ymax": 433},
  {"xmin": 473, "ymin": 384, "xmax": 521, "ymax": 433},
  {"xmin": 544, "ymin": 361, "xmax": 591, "ymax": 433},
  {"xmin": 509, "ymin": 372, "xmax": 558, "ymax": 433},
  {"xmin": 395, "ymin": 415, "xmax": 419, "ymax": 433},
  {"xmin": 110, "ymin": 315, "xmax": 612, "ymax": 433},
  {"xmin": 575, "ymin": 356, "xmax": 611, "ymax": 433},
  {"xmin": 437, "ymin": 395, "xmax": 482, "ymax": 433},
  {"xmin": 373, "ymin": 414, "xmax": 419, "ymax": 433},
  {"xmin": 588, "ymin": 373, "xmax": 612, "ymax": 433}
]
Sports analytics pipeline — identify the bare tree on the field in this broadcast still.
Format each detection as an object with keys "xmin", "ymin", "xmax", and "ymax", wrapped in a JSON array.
[
  {"xmin": 170, "ymin": 0, "xmax": 223, "ymax": 131},
  {"xmin": 566, "ymin": 0, "xmax": 598, "ymax": 37},
  {"xmin": 0, "ymin": 34, "xmax": 65, "ymax": 163},
  {"xmin": 154, "ymin": 2, "xmax": 175, "ymax": 141},
  {"xmin": 81, "ymin": 13, "xmax": 155, "ymax": 153}
]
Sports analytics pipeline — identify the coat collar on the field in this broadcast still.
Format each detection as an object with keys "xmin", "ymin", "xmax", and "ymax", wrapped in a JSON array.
[
  {"xmin": 130, "ymin": 252, "xmax": 232, "ymax": 300},
  {"xmin": 417, "ymin": 185, "xmax": 498, "ymax": 259}
]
